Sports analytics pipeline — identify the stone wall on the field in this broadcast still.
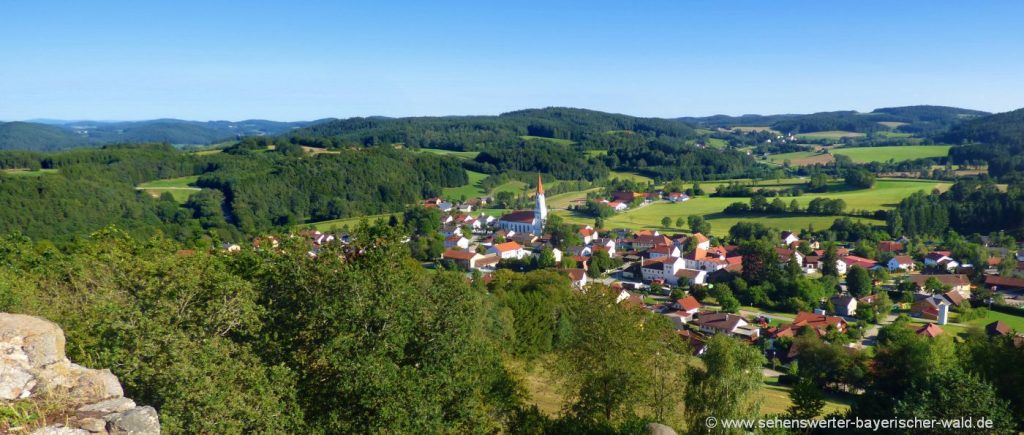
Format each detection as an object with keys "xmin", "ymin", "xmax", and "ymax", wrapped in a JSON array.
[{"xmin": 0, "ymin": 313, "xmax": 160, "ymax": 434}]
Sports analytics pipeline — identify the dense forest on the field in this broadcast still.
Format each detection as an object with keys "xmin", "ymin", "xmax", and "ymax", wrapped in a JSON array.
[
  {"xmin": 0, "ymin": 143, "xmax": 466, "ymax": 245},
  {"xmin": 681, "ymin": 106, "xmax": 988, "ymax": 135},
  {"xmin": 887, "ymin": 178, "xmax": 1024, "ymax": 238}
]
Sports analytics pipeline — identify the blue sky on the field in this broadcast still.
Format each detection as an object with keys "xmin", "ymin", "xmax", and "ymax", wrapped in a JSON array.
[{"xmin": 1, "ymin": 1, "xmax": 1022, "ymax": 121}]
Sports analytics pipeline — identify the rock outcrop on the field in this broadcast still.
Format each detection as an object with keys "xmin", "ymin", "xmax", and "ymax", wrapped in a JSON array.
[{"xmin": 0, "ymin": 313, "xmax": 160, "ymax": 434}]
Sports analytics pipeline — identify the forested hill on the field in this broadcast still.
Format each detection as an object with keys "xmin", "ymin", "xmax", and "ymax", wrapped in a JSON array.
[
  {"xmin": 680, "ymin": 105, "xmax": 989, "ymax": 134},
  {"xmin": 0, "ymin": 144, "xmax": 466, "ymax": 245},
  {"xmin": 285, "ymin": 107, "xmax": 697, "ymax": 150},
  {"xmin": 0, "ymin": 119, "xmax": 316, "ymax": 150},
  {"xmin": 944, "ymin": 107, "xmax": 1024, "ymax": 177}
]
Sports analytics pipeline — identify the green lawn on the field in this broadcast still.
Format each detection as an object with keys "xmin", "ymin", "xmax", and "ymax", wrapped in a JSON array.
[
  {"xmin": 584, "ymin": 149, "xmax": 608, "ymax": 157},
  {"xmin": 304, "ymin": 213, "xmax": 401, "ymax": 231},
  {"xmin": 442, "ymin": 170, "xmax": 489, "ymax": 199},
  {"xmin": 759, "ymin": 377, "xmax": 852, "ymax": 416},
  {"xmin": 964, "ymin": 309, "xmax": 1024, "ymax": 332},
  {"xmin": 136, "ymin": 175, "xmax": 201, "ymax": 203},
  {"xmin": 547, "ymin": 188, "xmax": 602, "ymax": 209},
  {"xmin": 830, "ymin": 145, "xmax": 952, "ymax": 163},
  {"xmin": 0, "ymin": 168, "xmax": 58, "ymax": 177},
  {"xmin": 705, "ymin": 137, "xmax": 728, "ymax": 149},
  {"xmin": 795, "ymin": 131, "xmax": 866, "ymax": 140}
]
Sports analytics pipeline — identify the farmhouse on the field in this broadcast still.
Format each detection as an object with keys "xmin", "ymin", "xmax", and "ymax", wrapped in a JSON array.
[
  {"xmin": 694, "ymin": 312, "xmax": 760, "ymax": 339},
  {"xmin": 908, "ymin": 274, "xmax": 971, "ymax": 295},
  {"xmin": 830, "ymin": 294, "xmax": 857, "ymax": 316},
  {"xmin": 887, "ymin": 255, "xmax": 915, "ymax": 272},
  {"xmin": 770, "ymin": 311, "xmax": 847, "ymax": 338},
  {"xmin": 488, "ymin": 241, "xmax": 527, "ymax": 260}
]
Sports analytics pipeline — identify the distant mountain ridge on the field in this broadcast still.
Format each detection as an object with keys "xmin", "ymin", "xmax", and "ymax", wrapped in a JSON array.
[
  {"xmin": 0, "ymin": 119, "xmax": 321, "ymax": 151},
  {"xmin": 678, "ymin": 105, "xmax": 989, "ymax": 135}
]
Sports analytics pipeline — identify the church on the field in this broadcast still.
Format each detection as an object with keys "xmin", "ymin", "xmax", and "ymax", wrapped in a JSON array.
[{"xmin": 497, "ymin": 175, "xmax": 547, "ymax": 235}]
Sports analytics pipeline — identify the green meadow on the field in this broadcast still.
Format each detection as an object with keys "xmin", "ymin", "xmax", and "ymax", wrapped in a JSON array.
[
  {"xmin": 795, "ymin": 130, "xmax": 866, "ymax": 140},
  {"xmin": 830, "ymin": 145, "xmax": 952, "ymax": 163},
  {"xmin": 0, "ymin": 168, "xmax": 58, "ymax": 177}
]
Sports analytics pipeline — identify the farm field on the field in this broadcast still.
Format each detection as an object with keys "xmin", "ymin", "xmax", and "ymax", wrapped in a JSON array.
[
  {"xmin": 795, "ymin": 130, "xmax": 865, "ymax": 140},
  {"xmin": 731, "ymin": 126, "xmax": 780, "ymax": 134},
  {"xmin": 136, "ymin": 175, "xmax": 201, "ymax": 203},
  {"xmin": 306, "ymin": 213, "xmax": 401, "ymax": 231},
  {"xmin": 877, "ymin": 121, "xmax": 908, "ymax": 128},
  {"xmin": 0, "ymin": 168, "xmax": 58, "ymax": 177},
  {"xmin": 765, "ymin": 151, "xmax": 834, "ymax": 166},
  {"xmin": 546, "ymin": 188, "xmax": 601, "ymax": 209},
  {"xmin": 553, "ymin": 178, "xmax": 947, "ymax": 235},
  {"xmin": 830, "ymin": 145, "xmax": 952, "ymax": 163},
  {"xmin": 442, "ymin": 170, "xmax": 489, "ymax": 199},
  {"xmin": 705, "ymin": 137, "xmax": 728, "ymax": 148}
]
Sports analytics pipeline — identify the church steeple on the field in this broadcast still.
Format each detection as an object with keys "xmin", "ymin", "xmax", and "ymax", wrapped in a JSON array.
[{"xmin": 534, "ymin": 174, "xmax": 547, "ymax": 225}]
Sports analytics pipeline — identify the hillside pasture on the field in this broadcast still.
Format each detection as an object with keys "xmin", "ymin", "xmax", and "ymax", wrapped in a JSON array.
[
  {"xmin": 520, "ymin": 135, "xmax": 574, "ymax": 146},
  {"xmin": 0, "ymin": 168, "xmax": 58, "ymax": 177},
  {"xmin": 795, "ymin": 131, "xmax": 866, "ymax": 140},
  {"xmin": 878, "ymin": 121, "xmax": 908, "ymax": 128},
  {"xmin": 608, "ymin": 170, "xmax": 654, "ymax": 184},
  {"xmin": 136, "ymin": 175, "xmax": 201, "ymax": 203},
  {"xmin": 419, "ymin": 148, "xmax": 481, "ymax": 160},
  {"xmin": 830, "ymin": 145, "xmax": 951, "ymax": 163},
  {"xmin": 442, "ymin": 170, "xmax": 489, "ymax": 199},
  {"xmin": 765, "ymin": 151, "xmax": 835, "ymax": 166},
  {"xmin": 732, "ymin": 126, "xmax": 780, "ymax": 134}
]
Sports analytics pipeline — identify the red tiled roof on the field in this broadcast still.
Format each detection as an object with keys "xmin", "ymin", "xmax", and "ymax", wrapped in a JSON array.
[
  {"xmin": 676, "ymin": 295, "xmax": 701, "ymax": 311},
  {"xmin": 985, "ymin": 275, "xmax": 1024, "ymax": 290},
  {"xmin": 915, "ymin": 323, "xmax": 944, "ymax": 338},
  {"xmin": 492, "ymin": 242, "xmax": 523, "ymax": 252},
  {"xmin": 443, "ymin": 249, "xmax": 477, "ymax": 261}
]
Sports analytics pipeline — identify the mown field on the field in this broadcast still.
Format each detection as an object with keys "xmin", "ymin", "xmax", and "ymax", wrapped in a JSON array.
[
  {"xmin": 136, "ymin": 175, "xmax": 201, "ymax": 203},
  {"xmin": 608, "ymin": 170, "xmax": 654, "ymax": 184},
  {"xmin": 830, "ymin": 145, "xmax": 952, "ymax": 163},
  {"xmin": 765, "ymin": 151, "xmax": 834, "ymax": 166},
  {"xmin": 418, "ymin": 148, "xmax": 481, "ymax": 160},
  {"xmin": 521, "ymin": 135, "xmax": 575, "ymax": 146}
]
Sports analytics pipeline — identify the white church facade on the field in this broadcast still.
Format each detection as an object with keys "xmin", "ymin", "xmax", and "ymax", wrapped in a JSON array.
[{"xmin": 497, "ymin": 175, "xmax": 547, "ymax": 235}]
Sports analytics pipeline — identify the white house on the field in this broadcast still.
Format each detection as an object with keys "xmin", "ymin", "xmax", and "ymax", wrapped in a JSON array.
[
  {"xmin": 781, "ymin": 231, "xmax": 800, "ymax": 246},
  {"xmin": 578, "ymin": 226, "xmax": 596, "ymax": 244},
  {"xmin": 887, "ymin": 255, "xmax": 915, "ymax": 272},
  {"xmin": 565, "ymin": 268, "xmax": 588, "ymax": 288},
  {"xmin": 640, "ymin": 256, "xmax": 686, "ymax": 283},
  {"xmin": 649, "ymin": 245, "xmax": 681, "ymax": 259},
  {"xmin": 692, "ymin": 233, "xmax": 710, "ymax": 250},
  {"xmin": 444, "ymin": 236, "xmax": 470, "ymax": 250},
  {"xmin": 674, "ymin": 268, "xmax": 708, "ymax": 286},
  {"xmin": 488, "ymin": 241, "xmax": 527, "ymax": 260},
  {"xmin": 667, "ymin": 192, "xmax": 690, "ymax": 203}
]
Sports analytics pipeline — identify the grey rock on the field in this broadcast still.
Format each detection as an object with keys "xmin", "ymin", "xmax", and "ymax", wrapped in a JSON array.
[
  {"xmin": 0, "ymin": 313, "xmax": 66, "ymax": 367},
  {"xmin": 78, "ymin": 397, "xmax": 137, "ymax": 414},
  {"xmin": 35, "ymin": 360, "xmax": 123, "ymax": 402},
  {"xmin": 78, "ymin": 417, "xmax": 108, "ymax": 433},
  {"xmin": 30, "ymin": 425, "xmax": 91, "ymax": 435},
  {"xmin": 0, "ymin": 365, "xmax": 34, "ymax": 400},
  {"xmin": 105, "ymin": 406, "xmax": 160, "ymax": 435}
]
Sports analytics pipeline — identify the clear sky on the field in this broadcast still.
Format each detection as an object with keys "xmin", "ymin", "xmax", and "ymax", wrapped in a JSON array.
[{"xmin": 2, "ymin": 0, "xmax": 1022, "ymax": 121}]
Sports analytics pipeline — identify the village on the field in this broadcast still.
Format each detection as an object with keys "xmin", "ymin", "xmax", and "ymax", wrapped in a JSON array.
[{"xmin": 281, "ymin": 176, "xmax": 1024, "ymax": 368}]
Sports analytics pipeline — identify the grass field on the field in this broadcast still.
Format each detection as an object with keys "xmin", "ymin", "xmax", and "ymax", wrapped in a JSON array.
[
  {"xmin": 732, "ymin": 126, "xmax": 780, "ymax": 134},
  {"xmin": 547, "ymin": 188, "xmax": 601, "ymax": 209},
  {"xmin": 965, "ymin": 309, "xmax": 1024, "ymax": 332},
  {"xmin": 136, "ymin": 175, "xmax": 201, "ymax": 203},
  {"xmin": 878, "ymin": 121, "xmax": 908, "ymax": 129},
  {"xmin": 705, "ymin": 137, "xmax": 728, "ymax": 149},
  {"xmin": 0, "ymin": 168, "xmax": 58, "ymax": 177},
  {"xmin": 608, "ymin": 170, "xmax": 654, "ymax": 184},
  {"xmin": 830, "ymin": 145, "xmax": 951, "ymax": 163},
  {"xmin": 759, "ymin": 377, "xmax": 852, "ymax": 416},
  {"xmin": 521, "ymin": 135, "xmax": 574, "ymax": 146},
  {"xmin": 766, "ymin": 151, "xmax": 834, "ymax": 166},
  {"xmin": 796, "ymin": 131, "xmax": 866, "ymax": 140},
  {"xmin": 442, "ymin": 170, "xmax": 489, "ymax": 199},
  {"xmin": 553, "ymin": 178, "xmax": 947, "ymax": 235},
  {"xmin": 305, "ymin": 213, "xmax": 401, "ymax": 231},
  {"xmin": 584, "ymin": 149, "xmax": 608, "ymax": 157}
]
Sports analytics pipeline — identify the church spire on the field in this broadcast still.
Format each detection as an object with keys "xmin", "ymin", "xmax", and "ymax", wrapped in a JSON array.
[{"xmin": 536, "ymin": 174, "xmax": 544, "ymax": 195}]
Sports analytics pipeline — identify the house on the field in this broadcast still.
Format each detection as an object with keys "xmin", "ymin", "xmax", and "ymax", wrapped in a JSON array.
[
  {"xmin": 775, "ymin": 248, "xmax": 804, "ymax": 266},
  {"xmin": 840, "ymin": 255, "xmax": 880, "ymax": 271},
  {"xmin": 676, "ymin": 330, "xmax": 707, "ymax": 356},
  {"xmin": 692, "ymin": 233, "xmax": 711, "ymax": 250},
  {"xmin": 830, "ymin": 294, "xmax": 858, "ymax": 316},
  {"xmin": 456, "ymin": 203, "xmax": 474, "ymax": 213},
  {"xmin": 592, "ymin": 238, "xmax": 617, "ymax": 257},
  {"xmin": 887, "ymin": 255, "xmax": 915, "ymax": 272},
  {"xmin": 984, "ymin": 275, "xmax": 1024, "ymax": 292},
  {"xmin": 672, "ymin": 295, "xmax": 702, "ymax": 315},
  {"xmin": 444, "ymin": 235, "xmax": 470, "ymax": 250},
  {"xmin": 649, "ymin": 245, "xmax": 681, "ymax": 259},
  {"xmin": 667, "ymin": 192, "xmax": 690, "ymax": 203},
  {"xmin": 683, "ymin": 248, "xmax": 730, "ymax": 272},
  {"xmin": 915, "ymin": 323, "xmax": 944, "ymax": 338},
  {"xmin": 908, "ymin": 274, "xmax": 971, "ymax": 295},
  {"xmin": 565, "ymin": 268, "xmax": 588, "ymax": 288},
  {"xmin": 488, "ymin": 241, "xmax": 527, "ymax": 260},
  {"xmin": 910, "ymin": 294, "xmax": 953, "ymax": 323},
  {"xmin": 578, "ymin": 226, "xmax": 597, "ymax": 244},
  {"xmin": 675, "ymin": 268, "xmax": 708, "ymax": 286},
  {"xmin": 771, "ymin": 311, "xmax": 848, "ymax": 337},
  {"xmin": 442, "ymin": 249, "xmax": 484, "ymax": 270},
  {"xmin": 694, "ymin": 312, "xmax": 759, "ymax": 339},
  {"xmin": 925, "ymin": 252, "xmax": 959, "ymax": 271},
  {"xmin": 640, "ymin": 256, "xmax": 686, "ymax": 284},
  {"xmin": 634, "ymin": 234, "xmax": 673, "ymax": 251},
  {"xmin": 986, "ymin": 320, "xmax": 1013, "ymax": 336},
  {"xmin": 878, "ymin": 241, "xmax": 904, "ymax": 253},
  {"xmin": 781, "ymin": 231, "xmax": 800, "ymax": 247}
]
